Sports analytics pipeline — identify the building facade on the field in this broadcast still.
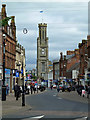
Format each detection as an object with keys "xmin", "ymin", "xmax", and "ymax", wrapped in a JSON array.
[
  {"xmin": 53, "ymin": 60, "xmax": 59, "ymax": 80},
  {"xmin": 15, "ymin": 41, "xmax": 25, "ymax": 86},
  {"xmin": 1, "ymin": 4, "xmax": 16, "ymax": 92},
  {"xmin": 37, "ymin": 23, "xmax": 48, "ymax": 80}
]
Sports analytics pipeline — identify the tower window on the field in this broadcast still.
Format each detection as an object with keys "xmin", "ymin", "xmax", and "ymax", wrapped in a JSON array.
[
  {"xmin": 42, "ymin": 48, "xmax": 45, "ymax": 55},
  {"xmin": 42, "ymin": 30, "xmax": 44, "ymax": 39},
  {"xmin": 42, "ymin": 62, "xmax": 45, "ymax": 72}
]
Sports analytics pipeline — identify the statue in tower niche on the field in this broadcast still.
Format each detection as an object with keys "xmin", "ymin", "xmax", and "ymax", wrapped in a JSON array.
[{"xmin": 37, "ymin": 23, "xmax": 48, "ymax": 81}]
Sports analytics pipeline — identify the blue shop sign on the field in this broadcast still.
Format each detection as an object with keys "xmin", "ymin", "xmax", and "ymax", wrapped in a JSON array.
[
  {"xmin": 53, "ymin": 80, "xmax": 58, "ymax": 83},
  {"xmin": 16, "ymin": 72, "xmax": 19, "ymax": 77},
  {"xmin": 21, "ymin": 69, "xmax": 23, "ymax": 74},
  {"xmin": 5, "ymin": 69, "xmax": 10, "ymax": 75}
]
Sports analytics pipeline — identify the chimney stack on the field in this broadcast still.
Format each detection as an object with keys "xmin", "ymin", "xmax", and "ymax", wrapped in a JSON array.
[{"xmin": 1, "ymin": 4, "xmax": 6, "ymax": 19}]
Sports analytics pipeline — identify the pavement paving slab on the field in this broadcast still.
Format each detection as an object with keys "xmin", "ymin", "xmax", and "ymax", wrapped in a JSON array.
[{"xmin": 2, "ymin": 93, "xmax": 32, "ymax": 116}]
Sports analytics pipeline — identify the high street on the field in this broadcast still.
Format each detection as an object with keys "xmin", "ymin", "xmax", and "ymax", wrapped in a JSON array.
[{"xmin": 2, "ymin": 89, "xmax": 89, "ymax": 120}]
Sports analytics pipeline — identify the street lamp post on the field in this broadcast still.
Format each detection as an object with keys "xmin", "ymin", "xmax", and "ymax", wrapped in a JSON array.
[
  {"xmin": 2, "ymin": 34, "xmax": 6, "ymax": 101},
  {"xmin": 21, "ymin": 54, "xmax": 25, "ymax": 106}
]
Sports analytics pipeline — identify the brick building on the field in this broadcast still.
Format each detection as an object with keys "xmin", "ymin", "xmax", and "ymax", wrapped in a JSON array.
[
  {"xmin": 59, "ymin": 49, "xmax": 80, "ymax": 81},
  {"xmin": 1, "ymin": 4, "xmax": 16, "ymax": 92},
  {"xmin": 78, "ymin": 40, "xmax": 88, "ymax": 85}
]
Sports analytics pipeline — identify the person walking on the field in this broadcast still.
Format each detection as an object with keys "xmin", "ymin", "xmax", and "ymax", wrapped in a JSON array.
[
  {"xmin": 33, "ymin": 85, "xmax": 36, "ymax": 94},
  {"xmin": 14, "ymin": 83, "xmax": 19, "ymax": 100},
  {"xmin": 50, "ymin": 84, "xmax": 53, "ymax": 90},
  {"xmin": 30, "ymin": 84, "xmax": 33, "ymax": 94},
  {"xmin": 57, "ymin": 85, "xmax": 60, "ymax": 92},
  {"xmin": 87, "ymin": 85, "xmax": 90, "ymax": 99}
]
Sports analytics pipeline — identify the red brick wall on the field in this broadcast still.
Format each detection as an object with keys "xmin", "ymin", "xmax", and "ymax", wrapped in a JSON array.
[
  {"xmin": 67, "ymin": 55, "xmax": 79, "ymax": 71},
  {"xmin": 0, "ymin": 31, "xmax": 2, "ymax": 67},
  {"xmin": 79, "ymin": 40, "xmax": 88, "ymax": 76},
  {"xmin": 67, "ymin": 51, "xmax": 74, "ymax": 55}
]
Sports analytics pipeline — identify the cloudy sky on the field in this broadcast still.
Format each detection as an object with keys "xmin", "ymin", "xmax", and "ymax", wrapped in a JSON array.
[{"xmin": 0, "ymin": 0, "xmax": 89, "ymax": 70}]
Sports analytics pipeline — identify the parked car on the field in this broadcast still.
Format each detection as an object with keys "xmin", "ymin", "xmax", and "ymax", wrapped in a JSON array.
[
  {"xmin": 62, "ymin": 85, "xmax": 71, "ymax": 92},
  {"xmin": 40, "ymin": 85, "xmax": 46, "ymax": 92},
  {"xmin": 71, "ymin": 86, "xmax": 75, "ymax": 91},
  {"xmin": 59, "ymin": 85, "xmax": 63, "ymax": 90},
  {"xmin": 53, "ymin": 84, "xmax": 56, "ymax": 89}
]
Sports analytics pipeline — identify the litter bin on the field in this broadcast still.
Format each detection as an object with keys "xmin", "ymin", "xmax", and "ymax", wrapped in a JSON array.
[{"xmin": 2, "ymin": 85, "xmax": 6, "ymax": 101}]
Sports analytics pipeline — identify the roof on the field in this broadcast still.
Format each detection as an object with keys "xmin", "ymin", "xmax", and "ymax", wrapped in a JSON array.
[
  {"xmin": 53, "ymin": 59, "xmax": 59, "ymax": 63},
  {"xmin": 65, "ymin": 54, "xmax": 75, "ymax": 60}
]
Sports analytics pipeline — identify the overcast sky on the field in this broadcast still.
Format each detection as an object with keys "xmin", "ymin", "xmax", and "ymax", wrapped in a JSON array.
[{"xmin": 0, "ymin": 1, "xmax": 89, "ymax": 70}]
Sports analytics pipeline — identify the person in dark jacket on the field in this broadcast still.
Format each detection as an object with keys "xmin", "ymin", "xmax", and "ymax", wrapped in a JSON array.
[
  {"xmin": 14, "ymin": 83, "xmax": 19, "ymax": 98},
  {"xmin": 57, "ymin": 85, "xmax": 60, "ymax": 92},
  {"xmin": 30, "ymin": 84, "xmax": 33, "ymax": 94},
  {"xmin": 50, "ymin": 84, "xmax": 53, "ymax": 90},
  {"xmin": 87, "ymin": 85, "xmax": 90, "ymax": 98}
]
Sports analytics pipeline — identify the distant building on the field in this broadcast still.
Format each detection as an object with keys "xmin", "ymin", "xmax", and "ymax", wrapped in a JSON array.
[
  {"xmin": 53, "ymin": 49, "xmax": 80, "ymax": 85},
  {"xmin": 87, "ymin": 35, "xmax": 90, "ymax": 84},
  {"xmin": 48, "ymin": 61, "xmax": 53, "ymax": 87},
  {"xmin": 15, "ymin": 41, "xmax": 25, "ymax": 86},
  {"xmin": 53, "ymin": 59, "xmax": 59, "ymax": 80},
  {"xmin": 78, "ymin": 39, "xmax": 88, "ymax": 85}
]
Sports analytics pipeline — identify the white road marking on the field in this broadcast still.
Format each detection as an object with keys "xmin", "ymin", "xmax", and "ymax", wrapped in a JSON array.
[
  {"xmin": 23, "ymin": 115, "xmax": 44, "ymax": 120},
  {"xmin": 31, "ymin": 115, "xmax": 44, "ymax": 119},
  {"xmin": 58, "ymin": 97, "xmax": 62, "ymax": 99},
  {"xmin": 75, "ymin": 116, "xmax": 88, "ymax": 120},
  {"xmin": 53, "ymin": 95, "xmax": 56, "ymax": 96}
]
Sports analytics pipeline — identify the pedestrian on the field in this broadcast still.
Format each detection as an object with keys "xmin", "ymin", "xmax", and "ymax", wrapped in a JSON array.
[
  {"xmin": 87, "ymin": 85, "xmax": 90, "ymax": 99},
  {"xmin": 14, "ymin": 83, "xmax": 19, "ymax": 100},
  {"xmin": 57, "ymin": 85, "xmax": 60, "ymax": 92},
  {"xmin": 30, "ymin": 84, "xmax": 33, "ymax": 94},
  {"xmin": 33, "ymin": 85, "xmax": 36, "ymax": 94},
  {"xmin": 50, "ymin": 84, "xmax": 53, "ymax": 90},
  {"xmin": 6, "ymin": 84, "xmax": 9, "ymax": 95}
]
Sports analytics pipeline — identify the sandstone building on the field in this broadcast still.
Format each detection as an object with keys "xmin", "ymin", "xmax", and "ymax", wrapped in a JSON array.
[{"xmin": 37, "ymin": 23, "xmax": 48, "ymax": 80}]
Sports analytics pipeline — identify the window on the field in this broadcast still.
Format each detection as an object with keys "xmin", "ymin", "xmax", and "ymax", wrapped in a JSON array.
[
  {"xmin": 42, "ymin": 48, "xmax": 45, "ymax": 55},
  {"xmin": 10, "ymin": 28, "xmax": 12, "ymax": 37},
  {"xmin": 42, "ymin": 62, "xmax": 45, "ymax": 72},
  {"xmin": 42, "ymin": 30, "xmax": 44, "ymax": 39},
  {"xmin": 7, "ymin": 26, "xmax": 10, "ymax": 35}
]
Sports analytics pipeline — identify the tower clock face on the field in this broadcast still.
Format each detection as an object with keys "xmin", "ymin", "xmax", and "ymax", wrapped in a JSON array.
[{"xmin": 42, "ymin": 48, "xmax": 45, "ymax": 55}]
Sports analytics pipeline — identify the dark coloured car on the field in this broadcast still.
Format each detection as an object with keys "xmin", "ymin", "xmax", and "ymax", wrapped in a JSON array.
[
  {"xmin": 59, "ymin": 85, "xmax": 63, "ymax": 90},
  {"xmin": 39, "ymin": 85, "xmax": 46, "ymax": 92},
  {"xmin": 62, "ymin": 85, "xmax": 71, "ymax": 92}
]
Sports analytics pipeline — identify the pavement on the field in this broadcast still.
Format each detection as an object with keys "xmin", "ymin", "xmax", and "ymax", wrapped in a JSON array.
[{"xmin": 2, "ymin": 89, "xmax": 43, "ymax": 118}]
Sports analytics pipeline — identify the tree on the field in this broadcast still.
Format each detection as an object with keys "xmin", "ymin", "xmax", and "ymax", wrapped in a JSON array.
[{"xmin": 0, "ymin": 17, "xmax": 12, "ymax": 27}]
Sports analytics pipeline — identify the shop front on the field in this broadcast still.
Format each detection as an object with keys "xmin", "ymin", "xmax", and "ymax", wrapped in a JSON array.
[{"xmin": 5, "ymin": 69, "xmax": 10, "ymax": 93}]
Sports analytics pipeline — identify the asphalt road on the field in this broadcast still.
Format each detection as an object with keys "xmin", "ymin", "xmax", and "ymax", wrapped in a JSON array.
[{"xmin": 2, "ymin": 88, "xmax": 89, "ymax": 120}]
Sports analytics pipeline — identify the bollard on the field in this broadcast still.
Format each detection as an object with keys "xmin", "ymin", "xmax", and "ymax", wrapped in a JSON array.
[{"xmin": 2, "ymin": 86, "xmax": 6, "ymax": 101}]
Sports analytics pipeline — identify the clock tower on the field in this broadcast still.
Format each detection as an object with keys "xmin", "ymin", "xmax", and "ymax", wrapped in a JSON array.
[{"xmin": 37, "ymin": 23, "xmax": 48, "ymax": 80}]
